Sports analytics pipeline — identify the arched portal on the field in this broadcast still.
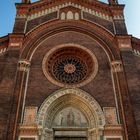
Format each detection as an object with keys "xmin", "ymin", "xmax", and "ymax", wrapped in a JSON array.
[{"xmin": 37, "ymin": 88, "xmax": 105, "ymax": 140}]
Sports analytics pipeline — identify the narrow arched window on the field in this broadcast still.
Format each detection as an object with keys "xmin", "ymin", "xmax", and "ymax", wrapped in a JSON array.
[
  {"xmin": 61, "ymin": 12, "xmax": 66, "ymax": 20},
  {"xmin": 67, "ymin": 11, "xmax": 74, "ymax": 20},
  {"xmin": 75, "ymin": 12, "xmax": 80, "ymax": 20}
]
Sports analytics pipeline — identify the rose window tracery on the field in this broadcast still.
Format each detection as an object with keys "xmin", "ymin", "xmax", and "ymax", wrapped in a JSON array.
[
  {"xmin": 43, "ymin": 45, "xmax": 98, "ymax": 87},
  {"xmin": 52, "ymin": 56, "xmax": 88, "ymax": 84}
]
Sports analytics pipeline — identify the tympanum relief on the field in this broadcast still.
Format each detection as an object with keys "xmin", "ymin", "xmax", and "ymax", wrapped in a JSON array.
[{"xmin": 52, "ymin": 107, "xmax": 88, "ymax": 128}]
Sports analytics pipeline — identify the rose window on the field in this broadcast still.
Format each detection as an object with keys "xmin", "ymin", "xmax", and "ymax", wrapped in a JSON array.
[
  {"xmin": 43, "ymin": 45, "xmax": 98, "ymax": 87},
  {"xmin": 52, "ymin": 56, "xmax": 88, "ymax": 84}
]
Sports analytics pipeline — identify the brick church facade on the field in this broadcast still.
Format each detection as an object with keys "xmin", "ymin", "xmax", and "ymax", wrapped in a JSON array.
[{"xmin": 0, "ymin": 0, "xmax": 140, "ymax": 140}]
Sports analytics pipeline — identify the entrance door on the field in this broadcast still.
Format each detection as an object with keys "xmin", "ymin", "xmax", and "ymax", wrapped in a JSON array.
[{"xmin": 55, "ymin": 137, "xmax": 87, "ymax": 140}]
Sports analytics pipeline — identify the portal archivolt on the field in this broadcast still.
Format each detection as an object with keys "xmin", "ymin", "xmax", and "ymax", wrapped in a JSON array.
[{"xmin": 37, "ymin": 88, "xmax": 105, "ymax": 140}]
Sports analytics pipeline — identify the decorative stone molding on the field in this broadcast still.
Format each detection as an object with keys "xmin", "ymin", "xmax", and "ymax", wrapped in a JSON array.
[
  {"xmin": 36, "ymin": 88, "xmax": 106, "ymax": 140},
  {"xmin": 18, "ymin": 59, "xmax": 31, "ymax": 72},
  {"xmin": 41, "ymin": 129, "xmax": 53, "ymax": 140},
  {"xmin": 117, "ymin": 36, "xmax": 132, "ymax": 50},
  {"xmin": 10, "ymin": 43, "xmax": 20, "ymax": 47},
  {"xmin": 37, "ymin": 88, "xmax": 105, "ymax": 128},
  {"xmin": 18, "ymin": 125, "xmax": 40, "ymax": 140},
  {"xmin": 88, "ymin": 129, "xmax": 98, "ymax": 140},
  {"xmin": 16, "ymin": 2, "xmax": 114, "ymax": 21},
  {"xmin": 42, "ymin": 43, "xmax": 98, "ymax": 88},
  {"xmin": 16, "ymin": 14, "xmax": 27, "ymax": 19},
  {"xmin": 0, "ymin": 47, "xmax": 7, "ymax": 55},
  {"xmin": 104, "ymin": 125, "xmax": 123, "ymax": 137},
  {"xmin": 133, "ymin": 49, "xmax": 140, "ymax": 56},
  {"xmin": 19, "ymin": 125, "xmax": 39, "ymax": 136},
  {"xmin": 111, "ymin": 61, "xmax": 123, "ymax": 73},
  {"xmin": 60, "ymin": 11, "xmax": 80, "ymax": 20},
  {"xmin": 19, "ymin": 90, "xmax": 123, "ymax": 139},
  {"xmin": 9, "ymin": 34, "xmax": 24, "ymax": 49},
  {"xmin": 113, "ymin": 15, "xmax": 124, "ymax": 20},
  {"xmin": 119, "ymin": 43, "xmax": 132, "ymax": 50}
]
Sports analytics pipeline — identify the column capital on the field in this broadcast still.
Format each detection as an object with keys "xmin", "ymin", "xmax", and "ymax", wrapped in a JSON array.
[
  {"xmin": 18, "ymin": 59, "xmax": 31, "ymax": 72},
  {"xmin": 111, "ymin": 60, "xmax": 123, "ymax": 73}
]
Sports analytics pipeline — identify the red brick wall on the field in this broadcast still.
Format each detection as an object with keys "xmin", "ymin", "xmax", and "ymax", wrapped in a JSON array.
[{"xmin": 25, "ymin": 31, "xmax": 115, "ymax": 108}]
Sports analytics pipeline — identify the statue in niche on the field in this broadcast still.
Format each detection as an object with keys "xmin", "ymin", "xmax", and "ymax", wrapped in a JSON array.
[
  {"xmin": 58, "ymin": 112, "xmax": 64, "ymax": 126},
  {"xmin": 67, "ymin": 109, "xmax": 75, "ymax": 126}
]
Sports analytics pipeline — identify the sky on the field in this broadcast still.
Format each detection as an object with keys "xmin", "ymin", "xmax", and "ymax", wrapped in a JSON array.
[{"xmin": 0, "ymin": 0, "xmax": 140, "ymax": 38}]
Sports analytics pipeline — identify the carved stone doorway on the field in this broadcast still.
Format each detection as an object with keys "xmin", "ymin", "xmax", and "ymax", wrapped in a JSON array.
[
  {"xmin": 37, "ymin": 88, "xmax": 105, "ymax": 140},
  {"xmin": 19, "ymin": 89, "xmax": 123, "ymax": 140}
]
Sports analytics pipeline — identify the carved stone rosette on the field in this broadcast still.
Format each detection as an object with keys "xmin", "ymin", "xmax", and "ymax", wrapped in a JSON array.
[
  {"xmin": 18, "ymin": 59, "xmax": 31, "ymax": 72},
  {"xmin": 111, "ymin": 61, "xmax": 123, "ymax": 73}
]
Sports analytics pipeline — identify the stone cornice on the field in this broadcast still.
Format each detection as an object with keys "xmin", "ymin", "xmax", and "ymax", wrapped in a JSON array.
[
  {"xmin": 29, "ymin": 0, "xmax": 110, "ymax": 11},
  {"xmin": 16, "ymin": 0, "xmax": 124, "ymax": 21}
]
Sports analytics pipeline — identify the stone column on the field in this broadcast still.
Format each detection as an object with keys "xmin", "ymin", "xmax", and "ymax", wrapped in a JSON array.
[
  {"xmin": 88, "ymin": 129, "xmax": 98, "ymax": 140},
  {"xmin": 6, "ymin": 59, "xmax": 30, "ymax": 140},
  {"xmin": 111, "ymin": 60, "xmax": 138, "ymax": 140},
  {"xmin": 42, "ymin": 128, "xmax": 53, "ymax": 140}
]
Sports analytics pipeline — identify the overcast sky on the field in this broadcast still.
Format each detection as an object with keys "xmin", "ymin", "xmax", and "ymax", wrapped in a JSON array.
[{"xmin": 0, "ymin": 0, "xmax": 140, "ymax": 38}]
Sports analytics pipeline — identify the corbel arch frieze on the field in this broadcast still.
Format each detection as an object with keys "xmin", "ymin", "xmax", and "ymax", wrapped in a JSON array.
[
  {"xmin": 37, "ymin": 88, "xmax": 105, "ymax": 129},
  {"xmin": 20, "ymin": 20, "xmax": 120, "ymax": 62}
]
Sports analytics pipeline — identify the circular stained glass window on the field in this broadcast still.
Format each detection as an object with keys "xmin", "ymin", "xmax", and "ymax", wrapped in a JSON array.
[
  {"xmin": 43, "ymin": 44, "xmax": 98, "ymax": 87},
  {"xmin": 52, "ymin": 56, "xmax": 87, "ymax": 84}
]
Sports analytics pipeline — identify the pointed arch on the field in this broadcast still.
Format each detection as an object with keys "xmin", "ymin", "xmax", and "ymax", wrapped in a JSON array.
[
  {"xmin": 66, "ymin": 11, "xmax": 74, "ymax": 19},
  {"xmin": 60, "ymin": 12, "xmax": 66, "ymax": 20}
]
